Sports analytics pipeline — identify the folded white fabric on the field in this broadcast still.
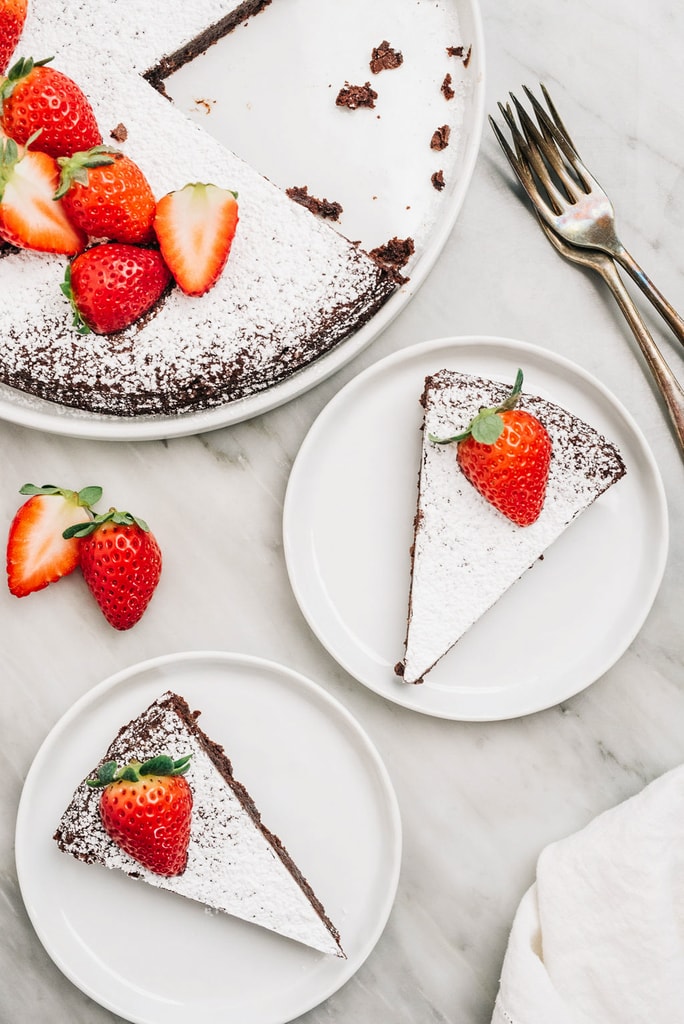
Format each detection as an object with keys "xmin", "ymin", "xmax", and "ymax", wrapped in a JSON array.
[{"xmin": 491, "ymin": 764, "xmax": 684, "ymax": 1024}]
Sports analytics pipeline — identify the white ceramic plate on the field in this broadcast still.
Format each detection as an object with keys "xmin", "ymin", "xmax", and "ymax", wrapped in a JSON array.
[
  {"xmin": 0, "ymin": 0, "xmax": 484, "ymax": 440},
  {"xmin": 15, "ymin": 652, "xmax": 402, "ymax": 1024},
  {"xmin": 283, "ymin": 336, "xmax": 669, "ymax": 721}
]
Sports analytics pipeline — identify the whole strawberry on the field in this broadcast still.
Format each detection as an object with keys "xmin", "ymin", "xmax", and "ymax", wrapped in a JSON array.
[
  {"xmin": 87, "ymin": 754, "xmax": 193, "ymax": 876},
  {"xmin": 62, "ymin": 242, "xmax": 171, "ymax": 334},
  {"xmin": 7, "ymin": 482, "xmax": 101, "ymax": 596},
  {"xmin": 64, "ymin": 507, "xmax": 162, "ymax": 629},
  {"xmin": 0, "ymin": 56, "xmax": 102, "ymax": 157},
  {"xmin": 430, "ymin": 369, "xmax": 552, "ymax": 526},
  {"xmin": 0, "ymin": 135, "xmax": 86, "ymax": 253},
  {"xmin": 55, "ymin": 145, "xmax": 156, "ymax": 244},
  {"xmin": 0, "ymin": 0, "xmax": 28, "ymax": 75}
]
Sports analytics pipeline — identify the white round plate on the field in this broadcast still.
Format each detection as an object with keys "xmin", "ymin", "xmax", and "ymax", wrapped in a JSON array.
[
  {"xmin": 283, "ymin": 336, "xmax": 669, "ymax": 721},
  {"xmin": 0, "ymin": 0, "xmax": 484, "ymax": 440},
  {"xmin": 15, "ymin": 651, "xmax": 402, "ymax": 1024}
]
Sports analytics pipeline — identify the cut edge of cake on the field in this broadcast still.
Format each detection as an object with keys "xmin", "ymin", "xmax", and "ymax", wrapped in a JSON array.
[
  {"xmin": 53, "ymin": 690, "xmax": 345, "ymax": 958},
  {"xmin": 396, "ymin": 369, "xmax": 627, "ymax": 685}
]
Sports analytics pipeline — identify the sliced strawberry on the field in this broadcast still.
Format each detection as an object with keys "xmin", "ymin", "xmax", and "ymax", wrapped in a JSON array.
[
  {"xmin": 63, "ymin": 243, "xmax": 172, "ymax": 335},
  {"xmin": 0, "ymin": 0, "xmax": 28, "ymax": 75},
  {"xmin": 153, "ymin": 182, "xmax": 239, "ymax": 296},
  {"xmin": 0, "ymin": 136, "xmax": 86, "ymax": 253},
  {"xmin": 7, "ymin": 483, "xmax": 102, "ymax": 597}
]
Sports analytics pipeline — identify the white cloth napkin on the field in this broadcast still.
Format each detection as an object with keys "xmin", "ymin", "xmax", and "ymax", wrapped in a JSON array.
[{"xmin": 491, "ymin": 764, "xmax": 684, "ymax": 1024}]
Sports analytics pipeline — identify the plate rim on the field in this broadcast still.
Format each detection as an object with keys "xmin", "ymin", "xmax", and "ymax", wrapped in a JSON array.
[
  {"xmin": 0, "ymin": 0, "xmax": 485, "ymax": 442},
  {"xmin": 282, "ymin": 333, "xmax": 670, "ymax": 721},
  {"xmin": 15, "ymin": 649, "xmax": 403, "ymax": 1024}
]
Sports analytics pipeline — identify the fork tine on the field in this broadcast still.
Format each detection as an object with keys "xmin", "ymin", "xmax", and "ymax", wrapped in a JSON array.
[
  {"xmin": 538, "ymin": 84, "xmax": 578, "ymax": 153},
  {"xmin": 489, "ymin": 111, "xmax": 560, "ymax": 221},
  {"xmin": 509, "ymin": 93, "xmax": 584, "ymax": 204},
  {"xmin": 507, "ymin": 94, "xmax": 580, "ymax": 212}
]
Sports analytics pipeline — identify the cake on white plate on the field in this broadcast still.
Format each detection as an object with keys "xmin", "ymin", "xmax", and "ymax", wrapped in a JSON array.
[
  {"xmin": 395, "ymin": 369, "xmax": 627, "ymax": 685},
  {"xmin": 54, "ymin": 690, "xmax": 345, "ymax": 957},
  {"xmin": 0, "ymin": 0, "xmax": 396, "ymax": 416}
]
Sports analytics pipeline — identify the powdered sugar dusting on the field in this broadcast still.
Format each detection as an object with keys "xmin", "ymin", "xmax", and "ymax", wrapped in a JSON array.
[
  {"xmin": 1, "ymin": 0, "xmax": 394, "ymax": 415},
  {"xmin": 400, "ymin": 371, "xmax": 626, "ymax": 684},
  {"xmin": 54, "ymin": 691, "xmax": 343, "ymax": 956}
]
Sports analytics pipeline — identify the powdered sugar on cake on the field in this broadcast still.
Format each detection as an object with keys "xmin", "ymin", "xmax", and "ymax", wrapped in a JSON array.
[
  {"xmin": 399, "ymin": 371, "xmax": 626, "ymax": 685},
  {"xmin": 54, "ymin": 691, "xmax": 344, "ymax": 956},
  {"xmin": 1, "ymin": 0, "xmax": 395, "ymax": 415}
]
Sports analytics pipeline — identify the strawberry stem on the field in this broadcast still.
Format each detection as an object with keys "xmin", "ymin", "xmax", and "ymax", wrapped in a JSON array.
[
  {"xmin": 86, "ymin": 754, "xmax": 192, "ymax": 787},
  {"xmin": 429, "ymin": 368, "xmax": 524, "ymax": 446},
  {"xmin": 62, "ymin": 506, "xmax": 150, "ymax": 540}
]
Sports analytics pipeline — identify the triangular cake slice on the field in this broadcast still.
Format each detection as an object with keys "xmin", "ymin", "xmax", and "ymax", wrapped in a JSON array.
[
  {"xmin": 54, "ymin": 690, "xmax": 344, "ymax": 957},
  {"xmin": 396, "ymin": 369, "xmax": 627, "ymax": 684}
]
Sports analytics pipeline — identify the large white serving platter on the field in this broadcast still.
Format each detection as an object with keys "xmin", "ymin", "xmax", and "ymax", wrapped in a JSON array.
[
  {"xmin": 283, "ymin": 336, "xmax": 669, "ymax": 721},
  {"xmin": 0, "ymin": 0, "xmax": 484, "ymax": 440},
  {"xmin": 15, "ymin": 651, "xmax": 402, "ymax": 1024}
]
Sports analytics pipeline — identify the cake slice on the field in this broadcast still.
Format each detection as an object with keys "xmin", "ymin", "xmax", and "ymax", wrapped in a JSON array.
[
  {"xmin": 396, "ymin": 369, "xmax": 627, "ymax": 685},
  {"xmin": 54, "ymin": 690, "xmax": 344, "ymax": 957}
]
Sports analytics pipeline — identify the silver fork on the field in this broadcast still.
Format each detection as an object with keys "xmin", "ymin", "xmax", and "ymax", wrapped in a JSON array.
[
  {"xmin": 535, "ymin": 214, "xmax": 684, "ymax": 452},
  {"xmin": 490, "ymin": 85, "xmax": 684, "ymax": 351}
]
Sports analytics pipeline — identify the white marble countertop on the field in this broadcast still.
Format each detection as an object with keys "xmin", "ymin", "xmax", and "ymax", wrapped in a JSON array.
[{"xmin": 3, "ymin": 0, "xmax": 684, "ymax": 1021}]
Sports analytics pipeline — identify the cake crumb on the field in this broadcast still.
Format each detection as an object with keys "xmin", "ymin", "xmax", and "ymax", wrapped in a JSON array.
[
  {"xmin": 441, "ymin": 73, "xmax": 455, "ymax": 100},
  {"xmin": 370, "ymin": 40, "xmax": 403, "ymax": 73},
  {"xmin": 109, "ymin": 122, "xmax": 128, "ymax": 142},
  {"xmin": 431, "ymin": 170, "xmax": 445, "ymax": 191},
  {"xmin": 430, "ymin": 124, "xmax": 451, "ymax": 151},
  {"xmin": 286, "ymin": 185, "xmax": 343, "ymax": 222},
  {"xmin": 335, "ymin": 82, "xmax": 378, "ymax": 110},
  {"xmin": 446, "ymin": 43, "xmax": 472, "ymax": 67},
  {"xmin": 368, "ymin": 235, "xmax": 415, "ymax": 284}
]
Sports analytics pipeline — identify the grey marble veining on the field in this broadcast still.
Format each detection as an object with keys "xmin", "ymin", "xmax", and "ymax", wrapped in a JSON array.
[{"xmin": 2, "ymin": 0, "xmax": 684, "ymax": 1021}]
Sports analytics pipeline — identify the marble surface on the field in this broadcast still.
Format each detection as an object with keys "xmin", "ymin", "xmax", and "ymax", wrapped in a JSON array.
[{"xmin": 3, "ymin": 0, "xmax": 684, "ymax": 1021}]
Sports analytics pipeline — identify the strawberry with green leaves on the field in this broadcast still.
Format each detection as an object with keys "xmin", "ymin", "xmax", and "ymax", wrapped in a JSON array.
[
  {"xmin": 6, "ymin": 483, "xmax": 101, "ymax": 596},
  {"xmin": 62, "ymin": 242, "xmax": 171, "ymax": 334},
  {"xmin": 64, "ymin": 506, "xmax": 162, "ymax": 629},
  {"xmin": 154, "ymin": 182, "xmax": 239, "ymax": 295},
  {"xmin": 0, "ymin": 134, "xmax": 86, "ymax": 253},
  {"xmin": 430, "ymin": 369, "xmax": 552, "ymax": 527},
  {"xmin": 0, "ymin": 56, "xmax": 102, "ymax": 158},
  {"xmin": 87, "ymin": 754, "xmax": 193, "ymax": 876},
  {"xmin": 55, "ymin": 145, "xmax": 156, "ymax": 244},
  {"xmin": 0, "ymin": 0, "xmax": 28, "ymax": 75}
]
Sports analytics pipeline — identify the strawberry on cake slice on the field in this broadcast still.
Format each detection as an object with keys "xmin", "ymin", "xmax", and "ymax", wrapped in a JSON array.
[
  {"xmin": 396, "ymin": 369, "xmax": 627, "ymax": 685},
  {"xmin": 54, "ymin": 690, "xmax": 345, "ymax": 957}
]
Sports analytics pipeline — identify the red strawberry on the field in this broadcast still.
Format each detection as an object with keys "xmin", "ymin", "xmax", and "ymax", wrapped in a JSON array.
[
  {"xmin": 55, "ymin": 145, "xmax": 156, "ymax": 244},
  {"xmin": 64, "ymin": 507, "xmax": 162, "ymax": 629},
  {"xmin": 430, "ymin": 370, "xmax": 552, "ymax": 526},
  {"xmin": 7, "ymin": 483, "xmax": 101, "ymax": 597},
  {"xmin": 87, "ymin": 754, "xmax": 193, "ymax": 876},
  {"xmin": 0, "ymin": 135, "xmax": 86, "ymax": 253},
  {"xmin": 153, "ymin": 182, "xmax": 239, "ymax": 295},
  {"xmin": 0, "ymin": 0, "xmax": 28, "ymax": 75},
  {"xmin": 63, "ymin": 242, "xmax": 171, "ymax": 334},
  {"xmin": 0, "ymin": 56, "xmax": 102, "ymax": 157}
]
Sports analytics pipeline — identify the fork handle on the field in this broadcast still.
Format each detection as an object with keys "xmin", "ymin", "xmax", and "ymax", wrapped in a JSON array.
[
  {"xmin": 613, "ymin": 244, "xmax": 684, "ymax": 352},
  {"xmin": 597, "ymin": 257, "xmax": 684, "ymax": 453}
]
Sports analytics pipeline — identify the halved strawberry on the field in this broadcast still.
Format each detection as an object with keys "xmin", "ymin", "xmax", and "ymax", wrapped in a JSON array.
[
  {"xmin": 7, "ymin": 483, "xmax": 102, "ymax": 597},
  {"xmin": 0, "ymin": 56, "xmax": 102, "ymax": 158},
  {"xmin": 62, "ymin": 242, "xmax": 172, "ymax": 334},
  {"xmin": 0, "ymin": 0, "xmax": 28, "ymax": 75},
  {"xmin": 153, "ymin": 182, "xmax": 239, "ymax": 296},
  {"xmin": 0, "ymin": 135, "xmax": 86, "ymax": 253}
]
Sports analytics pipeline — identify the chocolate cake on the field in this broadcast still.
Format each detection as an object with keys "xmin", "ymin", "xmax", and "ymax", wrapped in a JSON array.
[
  {"xmin": 54, "ymin": 690, "xmax": 345, "ymax": 956},
  {"xmin": 1, "ymin": 0, "xmax": 396, "ymax": 416},
  {"xmin": 396, "ymin": 370, "xmax": 627, "ymax": 685}
]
